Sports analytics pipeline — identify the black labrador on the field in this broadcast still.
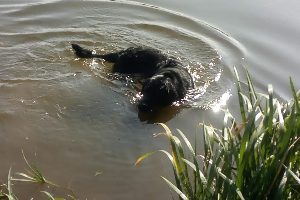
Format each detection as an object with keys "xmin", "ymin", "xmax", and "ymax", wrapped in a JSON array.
[{"xmin": 71, "ymin": 44, "xmax": 194, "ymax": 112}]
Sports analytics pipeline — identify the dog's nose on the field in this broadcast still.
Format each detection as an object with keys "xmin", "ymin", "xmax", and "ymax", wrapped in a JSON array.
[{"xmin": 138, "ymin": 102, "xmax": 153, "ymax": 113}]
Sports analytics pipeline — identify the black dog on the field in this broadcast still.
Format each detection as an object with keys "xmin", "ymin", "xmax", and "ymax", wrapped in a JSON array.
[{"xmin": 71, "ymin": 44, "xmax": 194, "ymax": 112}]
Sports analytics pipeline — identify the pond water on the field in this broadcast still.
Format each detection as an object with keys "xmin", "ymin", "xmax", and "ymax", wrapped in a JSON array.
[{"xmin": 0, "ymin": 0, "xmax": 299, "ymax": 199}]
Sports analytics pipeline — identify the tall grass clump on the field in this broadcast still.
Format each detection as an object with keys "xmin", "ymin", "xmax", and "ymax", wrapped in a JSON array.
[{"xmin": 136, "ymin": 67, "xmax": 300, "ymax": 200}]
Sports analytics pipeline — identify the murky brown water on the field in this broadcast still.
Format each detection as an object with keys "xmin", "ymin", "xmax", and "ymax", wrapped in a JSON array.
[{"xmin": 1, "ymin": 0, "xmax": 300, "ymax": 199}]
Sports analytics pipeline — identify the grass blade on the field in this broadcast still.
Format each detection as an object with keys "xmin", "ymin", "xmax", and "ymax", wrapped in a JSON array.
[
  {"xmin": 159, "ymin": 149, "xmax": 183, "ymax": 194},
  {"xmin": 3, "ymin": 167, "xmax": 17, "ymax": 200},
  {"xmin": 13, "ymin": 173, "xmax": 36, "ymax": 182},
  {"xmin": 274, "ymin": 168, "xmax": 288, "ymax": 200},
  {"xmin": 181, "ymin": 158, "xmax": 207, "ymax": 187},
  {"xmin": 268, "ymin": 84, "xmax": 274, "ymax": 134},
  {"xmin": 246, "ymin": 68, "xmax": 263, "ymax": 114},
  {"xmin": 290, "ymin": 77, "xmax": 300, "ymax": 113},
  {"xmin": 234, "ymin": 66, "xmax": 246, "ymax": 123},
  {"xmin": 161, "ymin": 176, "xmax": 189, "ymax": 200},
  {"xmin": 7, "ymin": 167, "xmax": 12, "ymax": 197},
  {"xmin": 177, "ymin": 129, "xmax": 195, "ymax": 156},
  {"xmin": 170, "ymin": 135, "xmax": 193, "ymax": 198},
  {"xmin": 217, "ymin": 167, "xmax": 245, "ymax": 200},
  {"xmin": 134, "ymin": 152, "xmax": 155, "ymax": 166},
  {"xmin": 283, "ymin": 165, "xmax": 300, "ymax": 185},
  {"xmin": 41, "ymin": 191, "xmax": 55, "ymax": 200}
]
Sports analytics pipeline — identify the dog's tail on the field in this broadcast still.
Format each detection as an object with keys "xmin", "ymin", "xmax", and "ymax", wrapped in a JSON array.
[{"xmin": 71, "ymin": 44, "xmax": 119, "ymax": 63}]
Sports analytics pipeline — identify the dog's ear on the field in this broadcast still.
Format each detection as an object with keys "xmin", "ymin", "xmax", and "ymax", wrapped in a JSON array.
[
  {"xmin": 156, "ymin": 61, "xmax": 166, "ymax": 69},
  {"xmin": 160, "ymin": 84, "xmax": 169, "ymax": 94},
  {"xmin": 160, "ymin": 77, "xmax": 173, "ymax": 94},
  {"xmin": 151, "ymin": 74, "xmax": 164, "ymax": 80}
]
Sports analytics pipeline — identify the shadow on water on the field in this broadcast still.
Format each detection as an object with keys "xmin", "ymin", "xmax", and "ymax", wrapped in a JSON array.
[{"xmin": 138, "ymin": 106, "xmax": 182, "ymax": 124}]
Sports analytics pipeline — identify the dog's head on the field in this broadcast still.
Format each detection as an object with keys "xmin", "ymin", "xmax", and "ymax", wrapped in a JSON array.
[{"xmin": 138, "ymin": 74, "xmax": 178, "ymax": 113}]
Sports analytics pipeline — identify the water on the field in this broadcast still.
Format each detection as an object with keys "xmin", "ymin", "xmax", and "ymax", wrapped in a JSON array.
[{"xmin": 0, "ymin": 0, "xmax": 299, "ymax": 199}]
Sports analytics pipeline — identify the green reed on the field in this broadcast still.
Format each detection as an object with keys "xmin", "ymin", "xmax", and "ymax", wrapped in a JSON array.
[
  {"xmin": 11, "ymin": 150, "xmax": 59, "ymax": 187},
  {"xmin": 136, "ymin": 67, "xmax": 300, "ymax": 200},
  {"xmin": 0, "ymin": 150, "xmax": 68, "ymax": 200},
  {"xmin": 0, "ymin": 167, "xmax": 18, "ymax": 200}
]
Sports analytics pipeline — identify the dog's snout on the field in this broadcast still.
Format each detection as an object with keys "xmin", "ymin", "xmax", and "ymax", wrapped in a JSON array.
[{"xmin": 138, "ymin": 102, "xmax": 153, "ymax": 113}]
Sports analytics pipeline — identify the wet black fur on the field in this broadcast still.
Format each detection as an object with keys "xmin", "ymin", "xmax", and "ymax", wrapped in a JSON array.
[{"xmin": 71, "ymin": 44, "xmax": 194, "ymax": 112}]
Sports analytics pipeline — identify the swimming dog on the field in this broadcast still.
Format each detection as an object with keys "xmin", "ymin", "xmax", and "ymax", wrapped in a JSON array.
[{"xmin": 71, "ymin": 44, "xmax": 194, "ymax": 112}]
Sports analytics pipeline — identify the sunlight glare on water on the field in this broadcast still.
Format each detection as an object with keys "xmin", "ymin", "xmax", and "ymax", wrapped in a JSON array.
[{"xmin": 212, "ymin": 90, "xmax": 232, "ymax": 113}]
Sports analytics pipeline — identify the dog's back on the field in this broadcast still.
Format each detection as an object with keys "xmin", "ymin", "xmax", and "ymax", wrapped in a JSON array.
[
  {"xmin": 72, "ymin": 44, "xmax": 168, "ymax": 77},
  {"xmin": 113, "ymin": 47, "xmax": 168, "ymax": 77}
]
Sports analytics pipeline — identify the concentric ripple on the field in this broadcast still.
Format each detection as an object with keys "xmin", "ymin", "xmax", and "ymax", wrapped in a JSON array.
[{"xmin": 0, "ymin": 0, "xmax": 245, "ymax": 113}]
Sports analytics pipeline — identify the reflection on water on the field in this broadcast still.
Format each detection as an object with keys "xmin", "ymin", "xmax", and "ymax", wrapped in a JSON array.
[{"xmin": 0, "ymin": 0, "xmax": 245, "ymax": 199}]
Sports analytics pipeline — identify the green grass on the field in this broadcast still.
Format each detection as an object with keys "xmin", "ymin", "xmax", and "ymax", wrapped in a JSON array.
[
  {"xmin": 136, "ymin": 67, "xmax": 300, "ymax": 200},
  {"xmin": 11, "ymin": 150, "xmax": 60, "ymax": 188},
  {"xmin": 0, "ymin": 167, "xmax": 18, "ymax": 200},
  {"xmin": 0, "ymin": 150, "xmax": 74, "ymax": 200},
  {"xmin": 41, "ymin": 191, "xmax": 76, "ymax": 200}
]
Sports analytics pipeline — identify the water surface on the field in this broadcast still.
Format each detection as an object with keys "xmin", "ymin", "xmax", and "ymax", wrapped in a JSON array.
[{"xmin": 0, "ymin": 0, "xmax": 299, "ymax": 199}]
